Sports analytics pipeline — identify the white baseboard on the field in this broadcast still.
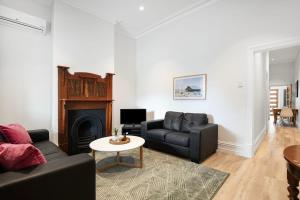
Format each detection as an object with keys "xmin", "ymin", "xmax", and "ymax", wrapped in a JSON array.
[
  {"xmin": 218, "ymin": 141, "xmax": 252, "ymax": 158},
  {"xmin": 252, "ymin": 127, "xmax": 266, "ymax": 155},
  {"xmin": 218, "ymin": 127, "xmax": 266, "ymax": 158}
]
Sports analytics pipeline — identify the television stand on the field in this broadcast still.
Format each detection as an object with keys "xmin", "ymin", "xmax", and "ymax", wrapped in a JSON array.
[{"xmin": 122, "ymin": 124, "xmax": 142, "ymax": 137}]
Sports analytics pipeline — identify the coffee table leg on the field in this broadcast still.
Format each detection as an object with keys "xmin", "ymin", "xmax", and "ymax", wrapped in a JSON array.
[
  {"xmin": 92, "ymin": 150, "xmax": 95, "ymax": 159},
  {"xmin": 140, "ymin": 146, "xmax": 143, "ymax": 168},
  {"xmin": 287, "ymin": 169, "xmax": 299, "ymax": 200},
  {"xmin": 116, "ymin": 152, "xmax": 120, "ymax": 163}
]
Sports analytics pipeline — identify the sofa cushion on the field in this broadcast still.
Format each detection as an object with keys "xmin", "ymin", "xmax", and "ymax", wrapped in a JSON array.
[
  {"xmin": 0, "ymin": 143, "xmax": 47, "ymax": 171},
  {"xmin": 147, "ymin": 129, "xmax": 173, "ymax": 142},
  {"xmin": 163, "ymin": 111, "xmax": 184, "ymax": 131},
  {"xmin": 165, "ymin": 132, "xmax": 190, "ymax": 147},
  {"xmin": 0, "ymin": 132, "xmax": 7, "ymax": 144},
  {"xmin": 0, "ymin": 124, "xmax": 32, "ymax": 144},
  {"xmin": 181, "ymin": 113, "xmax": 208, "ymax": 133},
  {"xmin": 34, "ymin": 141, "xmax": 67, "ymax": 161}
]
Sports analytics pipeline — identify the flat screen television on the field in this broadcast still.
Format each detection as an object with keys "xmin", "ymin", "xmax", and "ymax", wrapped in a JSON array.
[{"xmin": 120, "ymin": 109, "xmax": 146, "ymax": 124}]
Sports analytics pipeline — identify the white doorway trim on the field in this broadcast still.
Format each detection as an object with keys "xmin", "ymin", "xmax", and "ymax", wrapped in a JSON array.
[{"xmin": 247, "ymin": 37, "xmax": 300, "ymax": 156}]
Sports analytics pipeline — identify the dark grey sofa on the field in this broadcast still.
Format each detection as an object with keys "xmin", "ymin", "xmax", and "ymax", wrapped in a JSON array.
[
  {"xmin": 141, "ymin": 111, "xmax": 218, "ymax": 163},
  {"xmin": 0, "ymin": 129, "xmax": 95, "ymax": 200}
]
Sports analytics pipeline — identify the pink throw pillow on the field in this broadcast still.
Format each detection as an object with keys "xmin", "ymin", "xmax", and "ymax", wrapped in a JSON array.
[
  {"xmin": 0, "ymin": 143, "xmax": 47, "ymax": 171},
  {"xmin": 0, "ymin": 124, "xmax": 32, "ymax": 144}
]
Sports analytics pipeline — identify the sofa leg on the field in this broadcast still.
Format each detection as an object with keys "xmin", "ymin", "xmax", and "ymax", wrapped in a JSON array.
[{"xmin": 191, "ymin": 158, "xmax": 201, "ymax": 164}]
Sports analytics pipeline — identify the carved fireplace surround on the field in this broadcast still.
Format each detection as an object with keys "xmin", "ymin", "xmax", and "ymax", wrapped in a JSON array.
[{"xmin": 58, "ymin": 66, "xmax": 113, "ymax": 154}]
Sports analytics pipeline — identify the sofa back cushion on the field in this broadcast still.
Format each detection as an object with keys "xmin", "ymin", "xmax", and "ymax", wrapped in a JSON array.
[
  {"xmin": 181, "ymin": 113, "xmax": 208, "ymax": 132},
  {"xmin": 163, "ymin": 111, "xmax": 184, "ymax": 131}
]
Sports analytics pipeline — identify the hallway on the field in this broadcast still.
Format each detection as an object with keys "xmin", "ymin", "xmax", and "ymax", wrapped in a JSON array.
[{"xmin": 204, "ymin": 124, "xmax": 300, "ymax": 199}]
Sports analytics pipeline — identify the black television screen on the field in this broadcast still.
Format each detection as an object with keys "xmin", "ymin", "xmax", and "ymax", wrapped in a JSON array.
[{"xmin": 120, "ymin": 109, "xmax": 146, "ymax": 124}]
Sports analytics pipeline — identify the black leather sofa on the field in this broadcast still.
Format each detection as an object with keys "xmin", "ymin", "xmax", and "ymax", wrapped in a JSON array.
[
  {"xmin": 0, "ymin": 129, "xmax": 95, "ymax": 200},
  {"xmin": 141, "ymin": 111, "xmax": 218, "ymax": 163}
]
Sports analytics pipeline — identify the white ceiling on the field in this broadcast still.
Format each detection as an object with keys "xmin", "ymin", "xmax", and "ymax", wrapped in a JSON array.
[
  {"xmin": 61, "ymin": 0, "xmax": 215, "ymax": 37},
  {"xmin": 270, "ymin": 46, "xmax": 300, "ymax": 65},
  {"xmin": 32, "ymin": 0, "xmax": 53, "ymax": 7}
]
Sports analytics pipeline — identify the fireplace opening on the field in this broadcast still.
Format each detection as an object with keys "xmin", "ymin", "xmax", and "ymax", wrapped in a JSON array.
[{"xmin": 68, "ymin": 109, "xmax": 105, "ymax": 155}]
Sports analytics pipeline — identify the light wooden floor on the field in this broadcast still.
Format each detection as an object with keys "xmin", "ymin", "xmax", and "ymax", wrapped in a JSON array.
[{"xmin": 203, "ymin": 122, "xmax": 300, "ymax": 200}]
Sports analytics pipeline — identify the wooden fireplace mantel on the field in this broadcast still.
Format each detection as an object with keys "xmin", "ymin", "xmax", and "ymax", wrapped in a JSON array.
[{"xmin": 58, "ymin": 66, "xmax": 114, "ymax": 153}]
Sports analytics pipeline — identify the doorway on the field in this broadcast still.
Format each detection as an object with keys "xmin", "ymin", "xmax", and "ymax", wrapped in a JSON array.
[{"xmin": 250, "ymin": 40, "xmax": 300, "ymax": 155}]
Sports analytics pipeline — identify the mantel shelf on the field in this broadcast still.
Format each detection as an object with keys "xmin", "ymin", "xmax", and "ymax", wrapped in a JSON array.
[{"xmin": 60, "ymin": 99, "xmax": 114, "ymax": 102}]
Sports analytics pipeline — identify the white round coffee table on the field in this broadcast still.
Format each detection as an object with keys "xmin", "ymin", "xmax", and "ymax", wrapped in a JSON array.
[{"xmin": 89, "ymin": 136, "xmax": 145, "ymax": 172}]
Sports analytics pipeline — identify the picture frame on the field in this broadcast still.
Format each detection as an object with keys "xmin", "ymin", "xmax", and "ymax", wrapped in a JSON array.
[{"xmin": 173, "ymin": 74, "xmax": 207, "ymax": 100}]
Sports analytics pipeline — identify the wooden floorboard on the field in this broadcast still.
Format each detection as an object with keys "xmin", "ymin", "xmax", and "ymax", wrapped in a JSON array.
[{"xmin": 203, "ymin": 122, "xmax": 300, "ymax": 200}]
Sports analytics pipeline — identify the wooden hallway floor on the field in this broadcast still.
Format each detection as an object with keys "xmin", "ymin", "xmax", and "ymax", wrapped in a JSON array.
[{"xmin": 203, "ymin": 123, "xmax": 300, "ymax": 200}]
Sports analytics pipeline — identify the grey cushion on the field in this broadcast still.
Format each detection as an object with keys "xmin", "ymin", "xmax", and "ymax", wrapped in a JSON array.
[
  {"xmin": 147, "ymin": 129, "xmax": 173, "ymax": 142},
  {"xmin": 165, "ymin": 132, "xmax": 190, "ymax": 147},
  {"xmin": 34, "ymin": 141, "xmax": 67, "ymax": 161},
  {"xmin": 163, "ymin": 111, "xmax": 184, "ymax": 131},
  {"xmin": 181, "ymin": 113, "xmax": 208, "ymax": 133}
]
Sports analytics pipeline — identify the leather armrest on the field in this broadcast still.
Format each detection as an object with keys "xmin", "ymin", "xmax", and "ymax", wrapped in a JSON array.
[
  {"xmin": 190, "ymin": 123, "xmax": 218, "ymax": 163},
  {"xmin": 0, "ymin": 154, "xmax": 95, "ymax": 200},
  {"xmin": 141, "ymin": 119, "xmax": 164, "ymax": 130},
  {"xmin": 141, "ymin": 119, "xmax": 164, "ymax": 140},
  {"xmin": 28, "ymin": 129, "xmax": 49, "ymax": 143}
]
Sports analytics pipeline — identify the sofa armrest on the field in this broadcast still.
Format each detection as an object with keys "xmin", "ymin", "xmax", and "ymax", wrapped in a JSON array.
[
  {"xmin": 141, "ymin": 119, "xmax": 164, "ymax": 130},
  {"xmin": 0, "ymin": 154, "xmax": 95, "ymax": 200},
  {"xmin": 28, "ymin": 129, "xmax": 49, "ymax": 143},
  {"xmin": 189, "ymin": 123, "xmax": 218, "ymax": 163},
  {"xmin": 141, "ymin": 119, "xmax": 164, "ymax": 139}
]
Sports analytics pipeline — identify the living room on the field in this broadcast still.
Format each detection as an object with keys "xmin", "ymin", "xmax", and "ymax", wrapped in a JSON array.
[{"xmin": 1, "ymin": 0, "xmax": 300, "ymax": 199}]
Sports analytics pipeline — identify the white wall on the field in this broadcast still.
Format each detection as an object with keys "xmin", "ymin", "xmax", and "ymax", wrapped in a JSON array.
[
  {"xmin": 51, "ymin": 0, "xmax": 114, "ymax": 140},
  {"xmin": 136, "ymin": 0, "xmax": 300, "ymax": 157},
  {"xmin": 113, "ymin": 25, "xmax": 137, "ymax": 130},
  {"xmin": 269, "ymin": 62, "xmax": 295, "ymax": 86},
  {"xmin": 0, "ymin": 0, "xmax": 52, "ymax": 130},
  {"xmin": 252, "ymin": 52, "xmax": 268, "ymax": 153},
  {"xmin": 0, "ymin": 0, "xmax": 136, "ymax": 142}
]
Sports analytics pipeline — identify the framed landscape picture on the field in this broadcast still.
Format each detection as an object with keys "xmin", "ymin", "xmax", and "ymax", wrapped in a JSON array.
[{"xmin": 173, "ymin": 74, "xmax": 207, "ymax": 100}]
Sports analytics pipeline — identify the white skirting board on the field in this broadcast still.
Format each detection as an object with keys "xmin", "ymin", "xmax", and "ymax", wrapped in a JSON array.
[{"xmin": 217, "ymin": 127, "xmax": 266, "ymax": 158}]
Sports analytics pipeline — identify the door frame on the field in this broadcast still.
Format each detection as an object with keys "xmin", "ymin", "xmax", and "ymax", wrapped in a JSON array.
[{"xmin": 247, "ymin": 37, "xmax": 300, "ymax": 155}]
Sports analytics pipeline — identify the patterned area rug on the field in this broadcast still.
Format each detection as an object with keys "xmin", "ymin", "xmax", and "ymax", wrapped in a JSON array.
[{"xmin": 95, "ymin": 148, "xmax": 229, "ymax": 200}]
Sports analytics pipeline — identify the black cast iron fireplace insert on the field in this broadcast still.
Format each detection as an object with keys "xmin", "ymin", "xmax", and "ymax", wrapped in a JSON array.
[{"xmin": 68, "ymin": 109, "xmax": 105, "ymax": 155}]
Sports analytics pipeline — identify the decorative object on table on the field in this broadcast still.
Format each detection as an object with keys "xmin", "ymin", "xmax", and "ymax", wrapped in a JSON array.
[
  {"xmin": 95, "ymin": 148, "xmax": 229, "ymax": 200},
  {"xmin": 122, "ymin": 132, "xmax": 128, "ymax": 141},
  {"xmin": 113, "ymin": 128, "xmax": 119, "ymax": 135},
  {"xmin": 112, "ymin": 128, "xmax": 119, "ymax": 141},
  {"xmin": 109, "ymin": 137, "xmax": 130, "ymax": 145},
  {"xmin": 173, "ymin": 74, "xmax": 207, "ymax": 100}
]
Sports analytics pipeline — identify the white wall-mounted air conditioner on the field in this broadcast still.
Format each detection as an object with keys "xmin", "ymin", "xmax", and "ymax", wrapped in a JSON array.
[{"xmin": 0, "ymin": 5, "xmax": 47, "ymax": 34}]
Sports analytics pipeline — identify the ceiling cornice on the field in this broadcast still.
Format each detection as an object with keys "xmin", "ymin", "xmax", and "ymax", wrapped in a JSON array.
[{"xmin": 135, "ymin": 0, "xmax": 221, "ymax": 39}]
